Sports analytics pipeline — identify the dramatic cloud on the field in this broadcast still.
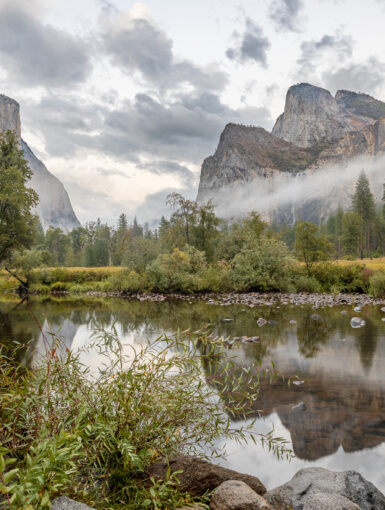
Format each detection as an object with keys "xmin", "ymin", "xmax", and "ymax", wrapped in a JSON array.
[
  {"xmin": 0, "ymin": 1, "xmax": 92, "ymax": 87},
  {"xmin": 101, "ymin": 13, "xmax": 227, "ymax": 92},
  {"xmin": 226, "ymin": 18, "xmax": 270, "ymax": 67},
  {"xmin": 322, "ymin": 57, "xmax": 385, "ymax": 95},
  {"xmin": 269, "ymin": 0, "xmax": 304, "ymax": 32},
  {"xmin": 297, "ymin": 33, "xmax": 353, "ymax": 75},
  {"xmin": 26, "ymin": 90, "xmax": 272, "ymax": 166}
]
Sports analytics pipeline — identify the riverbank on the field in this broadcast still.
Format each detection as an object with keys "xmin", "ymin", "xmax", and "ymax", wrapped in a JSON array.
[{"xmin": 2, "ymin": 258, "xmax": 385, "ymax": 297}]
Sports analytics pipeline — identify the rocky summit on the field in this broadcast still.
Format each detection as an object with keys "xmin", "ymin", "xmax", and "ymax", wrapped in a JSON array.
[
  {"xmin": 197, "ymin": 83, "xmax": 385, "ymax": 224},
  {"xmin": 0, "ymin": 94, "xmax": 80, "ymax": 232}
]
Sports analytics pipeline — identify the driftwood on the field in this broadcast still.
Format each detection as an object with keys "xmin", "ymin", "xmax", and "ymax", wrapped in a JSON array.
[{"xmin": 4, "ymin": 267, "xmax": 29, "ymax": 295}]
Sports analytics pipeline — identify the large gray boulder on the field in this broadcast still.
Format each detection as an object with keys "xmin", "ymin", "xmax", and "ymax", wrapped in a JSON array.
[
  {"xmin": 51, "ymin": 496, "xmax": 96, "ymax": 510},
  {"xmin": 210, "ymin": 480, "xmax": 270, "ymax": 510},
  {"xmin": 265, "ymin": 467, "xmax": 385, "ymax": 510},
  {"xmin": 144, "ymin": 455, "xmax": 266, "ymax": 496},
  {"xmin": 302, "ymin": 492, "xmax": 360, "ymax": 509}
]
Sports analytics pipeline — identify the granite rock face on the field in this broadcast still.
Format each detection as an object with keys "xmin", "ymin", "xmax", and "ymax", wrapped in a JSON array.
[
  {"xmin": 197, "ymin": 83, "xmax": 385, "ymax": 223},
  {"xmin": 0, "ymin": 94, "xmax": 80, "ymax": 232},
  {"xmin": 265, "ymin": 467, "xmax": 385, "ymax": 510}
]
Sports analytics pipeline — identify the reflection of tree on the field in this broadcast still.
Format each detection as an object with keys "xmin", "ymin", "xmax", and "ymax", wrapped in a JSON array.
[
  {"xmin": 355, "ymin": 318, "xmax": 378, "ymax": 374},
  {"xmin": 296, "ymin": 313, "xmax": 331, "ymax": 358}
]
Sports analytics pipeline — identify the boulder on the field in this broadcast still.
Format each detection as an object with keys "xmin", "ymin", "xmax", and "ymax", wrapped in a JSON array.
[
  {"xmin": 210, "ymin": 480, "xmax": 270, "ymax": 510},
  {"xmin": 265, "ymin": 467, "xmax": 385, "ymax": 510},
  {"xmin": 302, "ymin": 492, "xmax": 360, "ymax": 509},
  {"xmin": 51, "ymin": 496, "xmax": 96, "ymax": 510},
  {"xmin": 144, "ymin": 456, "xmax": 266, "ymax": 496}
]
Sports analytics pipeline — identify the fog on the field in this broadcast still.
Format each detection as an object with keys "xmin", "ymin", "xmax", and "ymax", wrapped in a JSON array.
[{"xmin": 206, "ymin": 154, "xmax": 385, "ymax": 224}]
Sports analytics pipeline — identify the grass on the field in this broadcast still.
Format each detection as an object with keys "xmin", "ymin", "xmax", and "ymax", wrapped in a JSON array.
[{"xmin": 336, "ymin": 257, "xmax": 385, "ymax": 271}]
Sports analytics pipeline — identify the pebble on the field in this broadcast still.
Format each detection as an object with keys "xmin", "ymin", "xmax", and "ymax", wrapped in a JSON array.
[{"xmin": 293, "ymin": 380, "xmax": 305, "ymax": 386}]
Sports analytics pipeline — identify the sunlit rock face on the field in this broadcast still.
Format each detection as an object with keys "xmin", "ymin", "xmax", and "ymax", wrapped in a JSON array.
[
  {"xmin": 197, "ymin": 83, "xmax": 385, "ymax": 223},
  {"xmin": 0, "ymin": 94, "xmax": 80, "ymax": 232}
]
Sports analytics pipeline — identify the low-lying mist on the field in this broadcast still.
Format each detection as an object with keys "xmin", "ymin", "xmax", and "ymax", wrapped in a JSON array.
[{"xmin": 208, "ymin": 154, "xmax": 385, "ymax": 224}]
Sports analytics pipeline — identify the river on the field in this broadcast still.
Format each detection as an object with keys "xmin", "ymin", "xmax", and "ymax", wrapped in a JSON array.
[{"xmin": 1, "ymin": 294, "xmax": 385, "ymax": 491}]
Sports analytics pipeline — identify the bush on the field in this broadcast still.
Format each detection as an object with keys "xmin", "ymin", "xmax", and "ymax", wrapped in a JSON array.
[
  {"xmin": 369, "ymin": 271, "xmax": 385, "ymax": 298},
  {"xmin": 107, "ymin": 270, "xmax": 148, "ymax": 293},
  {"xmin": 231, "ymin": 236, "xmax": 295, "ymax": 292},
  {"xmin": 310, "ymin": 263, "xmax": 367, "ymax": 293},
  {"xmin": 146, "ymin": 248, "xmax": 204, "ymax": 293},
  {"xmin": 294, "ymin": 275, "xmax": 322, "ymax": 293},
  {"xmin": 0, "ymin": 333, "xmax": 291, "ymax": 508}
]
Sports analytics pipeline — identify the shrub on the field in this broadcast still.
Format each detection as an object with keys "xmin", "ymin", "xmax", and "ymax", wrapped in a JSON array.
[
  {"xmin": 294, "ymin": 275, "xmax": 322, "ymax": 293},
  {"xmin": 369, "ymin": 271, "xmax": 385, "ymax": 298},
  {"xmin": 107, "ymin": 270, "xmax": 148, "ymax": 293},
  {"xmin": 146, "ymin": 248, "xmax": 204, "ymax": 293},
  {"xmin": 310, "ymin": 263, "xmax": 366, "ymax": 293},
  {"xmin": 0, "ymin": 333, "xmax": 291, "ymax": 508},
  {"xmin": 231, "ymin": 236, "xmax": 295, "ymax": 292}
]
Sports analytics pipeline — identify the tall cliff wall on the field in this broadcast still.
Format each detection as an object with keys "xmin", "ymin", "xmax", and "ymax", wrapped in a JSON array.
[
  {"xmin": 197, "ymin": 83, "xmax": 385, "ymax": 224},
  {"xmin": 0, "ymin": 94, "xmax": 80, "ymax": 232}
]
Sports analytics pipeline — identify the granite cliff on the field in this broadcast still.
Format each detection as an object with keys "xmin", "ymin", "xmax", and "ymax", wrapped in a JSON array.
[
  {"xmin": 197, "ymin": 83, "xmax": 385, "ymax": 223},
  {"xmin": 0, "ymin": 94, "xmax": 80, "ymax": 232}
]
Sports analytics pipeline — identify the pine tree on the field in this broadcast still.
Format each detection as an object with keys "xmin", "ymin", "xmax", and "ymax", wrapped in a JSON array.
[
  {"xmin": 117, "ymin": 213, "xmax": 128, "ymax": 231},
  {"xmin": 352, "ymin": 171, "xmax": 375, "ymax": 257}
]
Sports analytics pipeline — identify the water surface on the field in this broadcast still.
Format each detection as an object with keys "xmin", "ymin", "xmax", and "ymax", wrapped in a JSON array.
[{"xmin": 1, "ymin": 295, "xmax": 385, "ymax": 491}]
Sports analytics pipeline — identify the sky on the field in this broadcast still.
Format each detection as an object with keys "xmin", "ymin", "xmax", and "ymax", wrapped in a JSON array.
[{"xmin": 1, "ymin": 0, "xmax": 385, "ymax": 226}]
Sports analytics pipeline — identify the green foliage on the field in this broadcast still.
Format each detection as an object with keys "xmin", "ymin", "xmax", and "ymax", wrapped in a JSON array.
[
  {"xmin": 294, "ymin": 222, "xmax": 332, "ymax": 273},
  {"xmin": 0, "ymin": 333, "xmax": 291, "ymax": 508},
  {"xmin": 0, "ymin": 130, "xmax": 38, "ymax": 263},
  {"xmin": 231, "ymin": 235, "xmax": 295, "ymax": 291},
  {"xmin": 294, "ymin": 274, "xmax": 322, "ymax": 293},
  {"xmin": 369, "ymin": 271, "xmax": 385, "ymax": 298}
]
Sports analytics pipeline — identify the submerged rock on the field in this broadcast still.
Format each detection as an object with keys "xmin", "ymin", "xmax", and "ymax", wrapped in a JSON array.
[
  {"xmin": 257, "ymin": 318, "xmax": 268, "ymax": 327},
  {"xmin": 351, "ymin": 317, "xmax": 366, "ymax": 328},
  {"xmin": 265, "ymin": 467, "xmax": 385, "ymax": 510}
]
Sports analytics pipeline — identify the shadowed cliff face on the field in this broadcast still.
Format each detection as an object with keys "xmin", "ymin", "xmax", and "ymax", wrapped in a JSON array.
[
  {"xmin": 0, "ymin": 94, "xmax": 80, "ymax": 232},
  {"xmin": 197, "ymin": 83, "xmax": 385, "ymax": 223}
]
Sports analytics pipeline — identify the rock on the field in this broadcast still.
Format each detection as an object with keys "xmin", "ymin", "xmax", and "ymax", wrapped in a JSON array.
[
  {"xmin": 302, "ymin": 492, "xmax": 360, "ymax": 509},
  {"xmin": 222, "ymin": 318, "xmax": 233, "ymax": 322},
  {"xmin": 51, "ymin": 497, "xmax": 96, "ymax": 510},
  {"xmin": 310, "ymin": 313, "xmax": 321, "ymax": 321},
  {"xmin": 257, "ymin": 318, "xmax": 268, "ymax": 327},
  {"xmin": 289, "ymin": 320, "xmax": 297, "ymax": 325},
  {"xmin": 353, "ymin": 306, "xmax": 362, "ymax": 312},
  {"xmin": 0, "ymin": 94, "xmax": 80, "ymax": 233},
  {"xmin": 292, "ymin": 380, "xmax": 305, "ymax": 386},
  {"xmin": 351, "ymin": 317, "xmax": 366, "ymax": 328},
  {"xmin": 265, "ymin": 467, "xmax": 385, "ymax": 510},
  {"xmin": 210, "ymin": 480, "xmax": 270, "ymax": 510},
  {"xmin": 381, "ymin": 307, "xmax": 385, "ymax": 312},
  {"xmin": 340, "ymin": 310, "xmax": 348, "ymax": 315},
  {"xmin": 291, "ymin": 402, "xmax": 306, "ymax": 411},
  {"xmin": 144, "ymin": 456, "xmax": 266, "ymax": 496}
]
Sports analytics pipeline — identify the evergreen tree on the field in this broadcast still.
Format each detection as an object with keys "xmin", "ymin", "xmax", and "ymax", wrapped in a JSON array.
[{"xmin": 352, "ymin": 172, "xmax": 375, "ymax": 257}]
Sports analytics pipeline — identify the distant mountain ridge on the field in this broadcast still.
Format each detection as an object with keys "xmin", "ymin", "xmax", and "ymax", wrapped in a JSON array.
[
  {"xmin": 0, "ymin": 94, "xmax": 80, "ymax": 232},
  {"xmin": 197, "ymin": 83, "xmax": 385, "ymax": 223}
]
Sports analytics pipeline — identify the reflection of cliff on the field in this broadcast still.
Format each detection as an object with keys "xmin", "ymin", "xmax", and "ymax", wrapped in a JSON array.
[{"xmin": 256, "ymin": 375, "xmax": 385, "ymax": 461}]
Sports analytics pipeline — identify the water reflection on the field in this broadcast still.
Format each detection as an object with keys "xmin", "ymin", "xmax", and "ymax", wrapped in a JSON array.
[{"xmin": 1, "ymin": 296, "xmax": 385, "ymax": 490}]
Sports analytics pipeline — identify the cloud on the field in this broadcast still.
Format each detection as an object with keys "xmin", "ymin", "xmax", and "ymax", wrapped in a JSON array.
[
  {"xmin": 26, "ymin": 89, "xmax": 272, "ymax": 165},
  {"xmin": 297, "ymin": 33, "xmax": 353, "ymax": 76},
  {"xmin": 322, "ymin": 57, "xmax": 385, "ymax": 95},
  {"xmin": 226, "ymin": 18, "xmax": 270, "ymax": 67},
  {"xmin": 269, "ymin": 0, "xmax": 304, "ymax": 32},
  {"xmin": 101, "ymin": 12, "xmax": 227, "ymax": 92},
  {"xmin": 137, "ymin": 160, "xmax": 197, "ymax": 187},
  {"xmin": 0, "ymin": 1, "xmax": 92, "ymax": 87}
]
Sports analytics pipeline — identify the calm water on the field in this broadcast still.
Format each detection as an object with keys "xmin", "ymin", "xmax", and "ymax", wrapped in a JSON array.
[{"xmin": 1, "ymin": 295, "xmax": 385, "ymax": 491}]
